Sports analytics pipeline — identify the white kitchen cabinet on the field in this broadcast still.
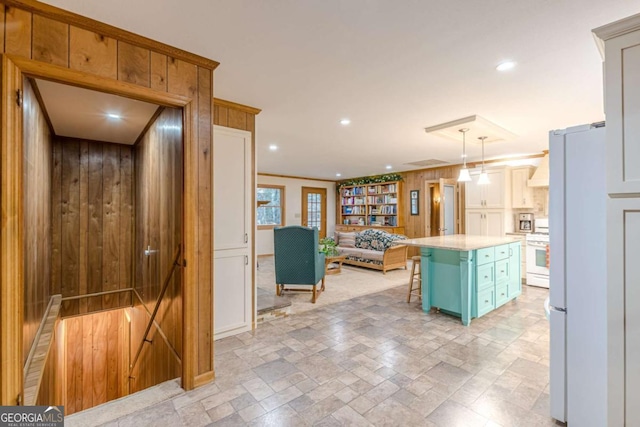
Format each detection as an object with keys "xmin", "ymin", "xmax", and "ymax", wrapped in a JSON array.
[
  {"xmin": 465, "ymin": 210, "xmax": 504, "ymax": 237},
  {"xmin": 213, "ymin": 126, "xmax": 253, "ymax": 340},
  {"xmin": 465, "ymin": 168, "xmax": 511, "ymax": 237},
  {"xmin": 511, "ymin": 167, "xmax": 534, "ymax": 209},
  {"xmin": 594, "ymin": 15, "xmax": 640, "ymax": 426},
  {"xmin": 465, "ymin": 169, "xmax": 508, "ymax": 209},
  {"xmin": 597, "ymin": 23, "xmax": 640, "ymax": 195}
]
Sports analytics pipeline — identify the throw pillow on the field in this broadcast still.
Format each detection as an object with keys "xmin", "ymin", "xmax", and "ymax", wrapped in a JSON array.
[
  {"xmin": 338, "ymin": 232, "xmax": 356, "ymax": 248},
  {"xmin": 356, "ymin": 229, "xmax": 407, "ymax": 251}
]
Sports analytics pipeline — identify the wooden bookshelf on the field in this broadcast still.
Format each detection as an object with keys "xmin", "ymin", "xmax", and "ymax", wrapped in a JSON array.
[{"xmin": 339, "ymin": 181, "xmax": 403, "ymax": 228}]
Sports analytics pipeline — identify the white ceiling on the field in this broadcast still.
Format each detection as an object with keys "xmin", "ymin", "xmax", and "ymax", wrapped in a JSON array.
[
  {"xmin": 35, "ymin": 79, "xmax": 159, "ymax": 144},
  {"xmin": 41, "ymin": 0, "xmax": 640, "ymax": 179}
]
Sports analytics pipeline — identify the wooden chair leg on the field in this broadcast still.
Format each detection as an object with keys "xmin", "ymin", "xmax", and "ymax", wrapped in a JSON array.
[
  {"xmin": 312, "ymin": 284, "xmax": 317, "ymax": 303},
  {"xmin": 407, "ymin": 262, "xmax": 416, "ymax": 303},
  {"xmin": 320, "ymin": 276, "xmax": 326, "ymax": 292},
  {"xmin": 276, "ymin": 284, "xmax": 281, "ymax": 296}
]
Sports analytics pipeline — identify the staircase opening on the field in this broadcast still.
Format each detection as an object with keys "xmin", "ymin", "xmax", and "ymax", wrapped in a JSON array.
[{"xmin": 21, "ymin": 76, "xmax": 184, "ymax": 413}]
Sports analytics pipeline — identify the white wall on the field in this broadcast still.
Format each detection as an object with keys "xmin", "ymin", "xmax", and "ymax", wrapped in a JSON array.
[{"xmin": 257, "ymin": 175, "xmax": 336, "ymax": 255}]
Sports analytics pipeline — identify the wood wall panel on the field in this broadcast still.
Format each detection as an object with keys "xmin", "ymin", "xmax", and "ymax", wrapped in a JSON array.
[
  {"xmin": 87, "ymin": 142, "xmax": 103, "ymax": 313},
  {"xmin": 227, "ymin": 108, "xmax": 247, "ymax": 129},
  {"xmin": 150, "ymin": 52, "xmax": 167, "ymax": 92},
  {"xmin": 167, "ymin": 57, "xmax": 197, "ymax": 98},
  {"xmin": 197, "ymin": 68, "xmax": 212, "ymax": 374},
  {"xmin": 117, "ymin": 42, "xmax": 150, "ymax": 87},
  {"xmin": 134, "ymin": 108, "xmax": 183, "ymax": 369},
  {"xmin": 23, "ymin": 79, "xmax": 52, "ymax": 364},
  {"xmin": 60, "ymin": 309, "xmax": 127, "ymax": 415},
  {"xmin": 119, "ymin": 148, "xmax": 134, "ymax": 307},
  {"xmin": 32, "ymin": 15, "xmax": 69, "ymax": 66},
  {"xmin": 5, "ymin": 6, "xmax": 31, "ymax": 57},
  {"xmin": 51, "ymin": 139, "xmax": 135, "ymax": 317},
  {"xmin": 0, "ymin": 6, "xmax": 4, "ymax": 53},
  {"xmin": 69, "ymin": 26, "xmax": 117, "ymax": 79},
  {"xmin": 128, "ymin": 301, "xmax": 181, "ymax": 394},
  {"xmin": 60, "ymin": 140, "xmax": 80, "ymax": 315},
  {"xmin": 101, "ymin": 144, "xmax": 120, "ymax": 310}
]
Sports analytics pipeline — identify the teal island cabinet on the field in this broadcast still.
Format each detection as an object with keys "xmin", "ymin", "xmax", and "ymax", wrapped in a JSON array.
[{"xmin": 400, "ymin": 235, "xmax": 521, "ymax": 325}]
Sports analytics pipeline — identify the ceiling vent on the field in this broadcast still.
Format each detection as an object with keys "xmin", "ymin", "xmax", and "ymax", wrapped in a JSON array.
[
  {"xmin": 424, "ymin": 115, "xmax": 516, "ymax": 144},
  {"xmin": 405, "ymin": 159, "xmax": 448, "ymax": 167}
]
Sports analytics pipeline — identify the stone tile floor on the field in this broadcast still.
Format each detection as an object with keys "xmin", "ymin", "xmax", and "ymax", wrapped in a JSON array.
[{"xmin": 72, "ymin": 282, "xmax": 562, "ymax": 426}]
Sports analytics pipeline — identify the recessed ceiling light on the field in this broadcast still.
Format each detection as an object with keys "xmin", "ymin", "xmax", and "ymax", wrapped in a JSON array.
[
  {"xmin": 269, "ymin": 144, "xmax": 278, "ymax": 151},
  {"xmin": 107, "ymin": 113, "xmax": 121, "ymax": 119},
  {"xmin": 336, "ymin": 173, "xmax": 342, "ymax": 177},
  {"xmin": 496, "ymin": 61, "xmax": 516, "ymax": 72},
  {"xmin": 340, "ymin": 118, "xmax": 351, "ymax": 125},
  {"xmin": 386, "ymin": 165, "xmax": 392, "ymax": 170}
]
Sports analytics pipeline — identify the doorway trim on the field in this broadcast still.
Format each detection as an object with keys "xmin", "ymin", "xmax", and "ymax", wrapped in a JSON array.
[{"xmin": 0, "ymin": 54, "xmax": 201, "ymax": 403}]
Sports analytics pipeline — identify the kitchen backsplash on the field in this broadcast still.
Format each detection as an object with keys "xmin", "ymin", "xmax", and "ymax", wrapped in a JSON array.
[{"xmin": 514, "ymin": 187, "xmax": 549, "ymax": 218}]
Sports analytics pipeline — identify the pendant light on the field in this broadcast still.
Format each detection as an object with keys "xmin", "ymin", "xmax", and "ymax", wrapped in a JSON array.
[
  {"xmin": 477, "ymin": 136, "xmax": 490, "ymax": 185},
  {"xmin": 457, "ymin": 128, "xmax": 471, "ymax": 182}
]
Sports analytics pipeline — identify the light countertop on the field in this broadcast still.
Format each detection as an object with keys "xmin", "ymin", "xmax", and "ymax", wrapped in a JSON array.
[{"xmin": 397, "ymin": 234, "xmax": 521, "ymax": 251}]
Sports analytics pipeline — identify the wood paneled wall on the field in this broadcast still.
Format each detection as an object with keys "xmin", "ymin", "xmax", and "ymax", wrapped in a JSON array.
[
  {"xmin": 51, "ymin": 138, "xmax": 134, "ymax": 317},
  {"xmin": 23, "ymin": 78, "xmax": 52, "ymax": 362},
  {"xmin": 128, "ymin": 303, "xmax": 181, "ymax": 394},
  {"xmin": 400, "ymin": 166, "xmax": 463, "ymax": 255},
  {"xmin": 0, "ymin": 0, "xmax": 217, "ymax": 400},
  {"xmin": 400, "ymin": 166, "xmax": 462, "ymax": 237},
  {"xmin": 57, "ymin": 309, "xmax": 128, "ymax": 415},
  {"xmin": 132, "ymin": 107, "xmax": 183, "ymax": 388}
]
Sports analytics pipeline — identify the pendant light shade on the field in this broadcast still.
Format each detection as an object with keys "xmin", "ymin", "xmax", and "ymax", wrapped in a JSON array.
[
  {"xmin": 477, "ymin": 136, "xmax": 490, "ymax": 185},
  {"xmin": 458, "ymin": 168, "xmax": 472, "ymax": 182},
  {"xmin": 457, "ymin": 128, "xmax": 472, "ymax": 182}
]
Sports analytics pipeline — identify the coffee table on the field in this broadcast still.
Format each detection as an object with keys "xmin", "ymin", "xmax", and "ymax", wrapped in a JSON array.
[{"xmin": 325, "ymin": 255, "xmax": 347, "ymax": 275}]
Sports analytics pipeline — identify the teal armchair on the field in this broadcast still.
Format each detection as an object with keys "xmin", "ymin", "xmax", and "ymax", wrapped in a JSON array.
[{"xmin": 273, "ymin": 226, "xmax": 326, "ymax": 303}]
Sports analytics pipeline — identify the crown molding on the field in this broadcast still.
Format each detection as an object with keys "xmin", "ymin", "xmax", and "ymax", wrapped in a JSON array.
[{"xmin": 593, "ymin": 12, "xmax": 640, "ymax": 42}]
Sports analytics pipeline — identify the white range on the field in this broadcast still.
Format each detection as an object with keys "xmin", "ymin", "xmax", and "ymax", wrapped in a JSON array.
[{"xmin": 525, "ymin": 218, "xmax": 549, "ymax": 288}]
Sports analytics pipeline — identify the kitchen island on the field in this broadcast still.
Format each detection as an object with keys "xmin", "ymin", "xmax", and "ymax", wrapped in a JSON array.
[{"xmin": 401, "ymin": 235, "xmax": 521, "ymax": 325}]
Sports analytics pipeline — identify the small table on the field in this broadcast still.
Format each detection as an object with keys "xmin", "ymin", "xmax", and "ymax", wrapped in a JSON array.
[{"xmin": 325, "ymin": 255, "xmax": 347, "ymax": 275}]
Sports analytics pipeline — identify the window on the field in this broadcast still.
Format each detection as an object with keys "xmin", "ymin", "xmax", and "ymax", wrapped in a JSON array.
[{"xmin": 257, "ymin": 185, "xmax": 285, "ymax": 229}]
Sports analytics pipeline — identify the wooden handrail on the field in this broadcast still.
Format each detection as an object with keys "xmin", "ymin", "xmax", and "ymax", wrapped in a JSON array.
[{"xmin": 129, "ymin": 245, "xmax": 182, "ymax": 375}]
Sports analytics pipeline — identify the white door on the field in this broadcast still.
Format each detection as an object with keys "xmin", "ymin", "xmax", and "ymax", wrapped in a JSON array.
[
  {"xmin": 213, "ymin": 126, "xmax": 253, "ymax": 339},
  {"xmin": 465, "ymin": 210, "xmax": 484, "ymax": 236}
]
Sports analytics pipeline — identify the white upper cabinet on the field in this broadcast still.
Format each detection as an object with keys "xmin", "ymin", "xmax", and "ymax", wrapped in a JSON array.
[
  {"xmin": 512, "ymin": 167, "xmax": 534, "ymax": 209},
  {"xmin": 465, "ymin": 169, "xmax": 508, "ymax": 209},
  {"xmin": 595, "ymin": 19, "xmax": 640, "ymax": 195}
]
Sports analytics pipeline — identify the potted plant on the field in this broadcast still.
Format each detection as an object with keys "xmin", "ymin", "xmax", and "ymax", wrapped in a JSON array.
[{"xmin": 319, "ymin": 237, "xmax": 340, "ymax": 257}]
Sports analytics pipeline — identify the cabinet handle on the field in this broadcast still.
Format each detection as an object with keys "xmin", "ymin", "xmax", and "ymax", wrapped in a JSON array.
[
  {"xmin": 501, "ymin": 293, "xmax": 505, "ymax": 296},
  {"xmin": 501, "ymin": 270, "xmax": 505, "ymax": 273},
  {"xmin": 484, "ymin": 275, "xmax": 489, "ymax": 279},
  {"xmin": 485, "ymin": 254, "xmax": 490, "ymax": 258},
  {"xmin": 485, "ymin": 300, "xmax": 489, "ymax": 303},
  {"xmin": 523, "ymin": 198, "xmax": 526, "ymax": 205}
]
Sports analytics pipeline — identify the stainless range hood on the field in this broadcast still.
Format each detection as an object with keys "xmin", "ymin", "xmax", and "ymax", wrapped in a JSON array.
[{"xmin": 528, "ymin": 151, "xmax": 549, "ymax": 187}]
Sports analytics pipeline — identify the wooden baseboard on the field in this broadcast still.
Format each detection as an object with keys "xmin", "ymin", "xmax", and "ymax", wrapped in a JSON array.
[{"xmin": 193, "ymin": 371, "xmax": 215, "ymax": 388}]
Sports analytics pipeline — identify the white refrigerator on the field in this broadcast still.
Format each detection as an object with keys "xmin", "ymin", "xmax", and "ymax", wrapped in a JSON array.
[{"xmin": 549, "ymin": 123, "xmax": 607, "ymax": 425}]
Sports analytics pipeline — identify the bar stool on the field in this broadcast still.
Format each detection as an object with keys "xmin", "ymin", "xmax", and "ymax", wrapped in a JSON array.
[{"xmin": 406, "ymin": 255, "xmax": 422, "ymax": 303}]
